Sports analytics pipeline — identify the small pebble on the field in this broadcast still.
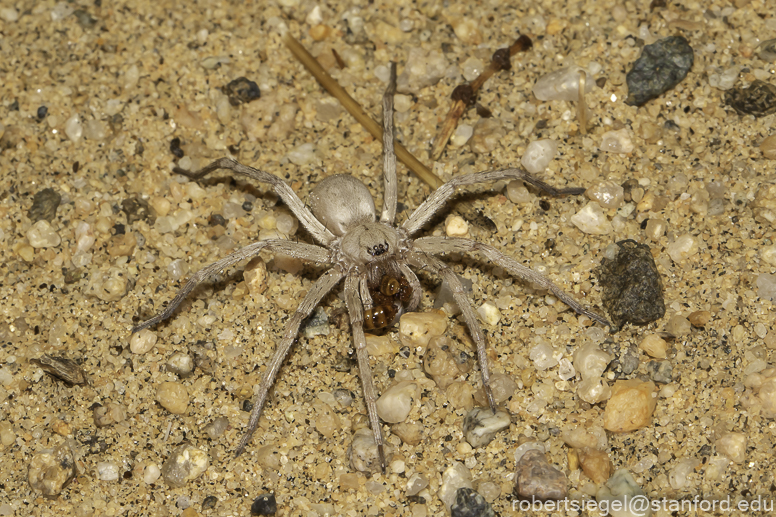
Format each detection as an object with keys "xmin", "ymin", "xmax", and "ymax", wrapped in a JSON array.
[
  {"xmin": 646, "ymin": 360, "xmax": 673, "ymax": 384},
  {"xmin": 530, "ymin": 341, "xmax": 558, "ymax": 371},
  {"xmin": 577, "ymin": 447, "xmax": 613, "ymax": 484},
  {"xmin": 167, "ymin": 351, "xmax": 195, "ymax": 377},
  {"xmin": 130, "ymin": 329, "xmax": 157, "ymax": 354},
  {"xmin": 349, "ymin": 428, "xmax": 382, "ymax": 473},
  {"xmin": 758, "ymin": 38, "xmax": 776, "ymax": 62},
  {"xmin": 600, "ymin": 129, "xmax": 634, "ymax": 154},
  {"xmin": 577, "ymin": 378, "xmax": 612, "ymax": 404},
  {"xmin": 506, "ymin": 180, "xmax": 532, "ymax": 204},
  {"xmin": 513, "ymin": 449, "xmax": 568, "ymax": 501},
  {"xmin": 759, "ymin": 135, "xmax": 776, "ymax": 160},
  {"xmin": 665, "ymin": 314, "xmax": 691, "ymax": 337},
  {"xmin": 625, "ymin": 36, "xmax": 694, "ymax": 106},
  {"xmin": 156, "ymin": 382, "xmax": 190, "ymax": 414},
  {"xmin": 286, "ymin": 142, "xmax": 317, "ymax": 166},
  {"xmin": 445, "ymin": 215, "xmax": 469, "ymax": 237},
  {"xmin": 462, "ymin": 408, "xmax": 510, "ymax": 447},
  {"xmin": 595, "ymin": 469, "xmax": 648, "ymax": 516},
  {"xmin": 223, "ymin": 77, "xmax": 261, "ymax": 106},
  {"xmin": 392, "ymin": 421, "xmax": 423, "ymax": 446},
  {"xmin": 93, "ymin": 402, "xmax": 127, "ymax": 427},
  {"xmin": 96, "ymin": 461, "xmax": 120, "ymax": 481},
  {"xmin": 469, "ymin": 118, "xmax": 505, "ymax": 154},
  {"xmin": 598, "ymin": 239, "xmax": 665, "ymax": 328},
  {"xmin": 716, "ymin": 432, "xmax": 747, "ymax": 464},
  {"xmin": 638, "ymin": 334, "xmax": 668, "ymax": 359},
  {"xmin": 521, "ymin": 139, "xmax": 558, "ymax": 173},
  {"xmin": 396, "ymin": 48, "xmax": 448, "ymax": 94},
  {"xmin": 161, "ymin": 445, "xmax": 209, "ymax": 487},
  {"xmin": 644, "ymin": 219, "xmax": 667, "ymax": 241},
  {"xmin": 201, "ymin": 496, "xmax": 218, "ymax": 510},
  {"xmin": 28, "ymin": 443, "xmax": 77, "ymax": 496},
  {"xmin": 571, "ymin": 202, "xmax": 612, "ymax": 235},
  {"xmin": 27, "ymin": 220, "xmax": 61, "ymax": 248},
  {"xmin": 450, "ymin": 488, "xmax": 495, "ymax": 517},
  {"xmin": 724, "ymin": 80, "xmax": 776, "ymax": 118},
  {"xmin": 202, "ymin": 416, "xmax": 229, "ymax": 439},
  {"xmin": 756, "ymin": 273, "xmax": 776, "ymax": 301},
  {"xmin": 476, "ymin": 301, "xmax": 500, "ymax": 326},
  {"xmin": 666, "ymin": 234, "xmax": 698, "ymax": 262},
  {"xmin": 399, "ymin": 310, "xmax": 447, "ymax": 348},
  {"xmin": 586, "ymin": 181, "xmax": 625, "ymax": 209},
  {"xmin": 250, "ymin": 493, "xmax": 277, "ymax": 516},
  {"xmin": 533, "ymin": 65, "xmax": 595, "ymax": 102},
  {"xmin": 28, "ymin": 188, "xmax": 61, "ymax": 223},
  {"xmin": 376, "ymin": 380, "xmax": 419, "ymax": 423},
  {"xmin": 573, "ymin": 343, "xmax": 613, "ymax": 380},
  {"xmin": 451, "ymin": 124, "xmax": 473, "ymax": 147},
  {"xmin": 64, "ymin": 113, "xmax": 83, "ymax": 142},
  {"xmin": 603, "ymin": 380, "xmax": 657, "ymax": 432},
  {"xmin": 406, "ymin": 473, "xmax": 429, "ymax": 496},
  {"xmin": 669, "ymin": 458, "xmax": 700, "ymax": 490},
  {"xmin": 438, "ymin": 462, "xmax": 473, "ymax": 509}
]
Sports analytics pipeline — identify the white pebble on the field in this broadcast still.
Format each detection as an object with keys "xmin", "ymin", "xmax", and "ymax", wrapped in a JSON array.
[
  {"xmin": 600, "ymin": 129, "xmax": 634, "ymax": 154},
  {"xmin": 64, "ymin": 114, "xmax": 83, "ymax": 142},
  {"xmin": 130, "ymin": 329, "xmax": 157, "ymax": 354},
  {"xmin": 445, "ymin": 215, "xmax": 469, "ymax": 237},
  {"xmin": 506, "ymin": 180, "xmax": 532, "ymax": 204},
  {"xmin": 286, "ymin": 142, "xmax": 317, "ymax": 166},
  {"xmin": 571, "ymin": 202, "xmax": 613, "ymax": 235},
  {"xmin": 573, "ymin": 343, "xmax": 613, "ymax": 380},
  {"xmin": 438, "ymin": 462, "xmax": 473, "ymax": 509},
  {"xmin": 529, "ymin": 342, "xmax": 558, "ymax": 370},
  {"xmin": 399, "ymin": 310, "xmax": 447, "ymax": 348},
  {"xmin": 577, "ymin": 377, "xmax": 612, "ymax": 404},
  {"xmin": 558, "ymin": 358, "xmax": 576, "ymax": 380},
  {"xmin": 376, "ymin": 380, "xmax": 419, "ymax": 423},
  {"xmin": 716, "ymin": 432, "xmax": 747, "ymax": 463},
  {"xmin": 761, "ymin": 245, "xmax": 776, "ymax": 266},
  {"xmin": 476, "ymin": 301, "xmax": 500, "ymax": 325},
  {"xmin": 666, "ymin": 234, "xmax": 698, "ymax": 262},
  {"xmin": 167, "ymin": 259, "xmax": 189, "ymax": 281},
  {"xmin": 393, "ymin": 94, "xmax": 412, "ymax": 113},
  {"xmin": 96, "ymin": 462, "xmax": 120, "ymax": 481},
  {"xmin": 463, "ymin": 408, "xmax": 510, "ymax": 447},
  {"xmin": 533, "ymin": 65, "xmax": 595, "ymax": 102},
  {"xmin": 756, "ymin": 273, "xmax": 776, "ymax": 301},
  {"xmin": 0, "ymin": 367, "xmax": 14, "ymax": 386},
  {"xmin": 123, "ymin": 64, "xmax": 139, "ymax": 90},
  {"xmin": 74, "ymin": 222, "xmax": 95, "ymax": 254},
  {"xmin": 397, "ymin": 48, "xmax": 449, "ymax": 93},
  {"xmin": 161, "ymin": 445, "xmax": 209, "ymax": 487},
  {"xmin": 349, "ymin": 428, "xmax": 382, "ymax": 472},
  {"xmin": 585, "ymin": 181, "xmax": 624, "ymax": 209},
  {"xmin": 27, "ymin": 220, "xmax": 61, "ymax": 248},
  {"xmin": 669, "ymin": 458, "xmax": 700, "ymax": 490},
  {"xmin": 0, "ymin": 7, "xmax": 19, "ymax": 22},
  {"xmin": 521, "ymin": 139, "xmax": 558, "ymax": 173},
  {"xmin": 461, "ymin": 56, "xmax": 485, "ymax": 81},
  {"xmin": 84, "ymin": 119, "xmax": 108, "ymax": 140},
  {"xmin": 275, "ymin": 212, "xmax": 297, "ymax": 235},
  {"xmin": 451, "ymin": 124, "xmax": 474, "ymax": 147}
]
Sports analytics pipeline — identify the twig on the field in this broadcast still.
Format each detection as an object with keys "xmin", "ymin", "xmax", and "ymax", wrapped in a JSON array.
[
  {"xmin": 578, "ymin": 70, "xmax": 588, "ymax": 135},
  {"xmin": 430, "ymin": 35, "xmax": 533, "ymax": 161},
  {"xmin": 282, "ymin": 32, "xmax": 443, "ymax": 189}
]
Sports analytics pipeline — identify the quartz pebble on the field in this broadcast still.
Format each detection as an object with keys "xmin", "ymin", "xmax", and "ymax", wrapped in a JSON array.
[
  {"xmin": 156, "ymin": 382, "xmax": 189, "ymax": 414},
  {"xmin": 578, "ymin": 447, "xmax": 613, "ymax": 484},
  {"xmin": 577, "ymin": 377, "xmax": 612, "ymax": 404},
  {"xmin": 562, "ymin": 426, "xmax": 608, "ymax": 450},
  {"xmin": 669, "ymin": 458, "xmax": 700, "ymax": 490},
  {"xmin": 202, "ymin": 416, "xmax": 229, "ymax": 439},
  {"xmin": 596, "ymin": 469, "xmax": 648, "ymax": 517},
  {"xmin": 96, "ymin": 461, "xmax": 120, "ymax": 481},
  {"xmin": 64, "ymin": 114, "xmax": 83, "ymax": 142},
  {"xmin": 130, "ymin": 329, "xmax": 157, "ymax": 354},
  {"xmin": 638, "ymin": 334, "xmax": 668, "ymax": 359},
  {"xmin": 462, "ymin": 408, "xmax": 510, "ymax": 447},
  {"xmin": 665, "ymin": 314, "xmax": 691, "ymax": 337},
  {"xmin": 376, "ymin": 380, "xmax": 419, "ymax": 423},
  {"xmin": 603, "ymin": 380, "xmax": 657, "ymax": 432},
  {"xmin": 521, "ymin": 139, "xmax": 559, "ymax": 173},
  {"xmin": 716, "ymin": 432, "xmax": 747, "ymax": 463},
  {"xmin": 406, "ymin": 473, "xmax": 429, "ymax": 496},
  {"xmin": 399, "ymin": 310, "xmax": 447, "ymax": 348},
  {"xmin": 161, "ymin": 444, "xmax": 209, "ymax": 488},
  {"xmin": 392, "ymin": 421, "xmax": 422, "ymax": 445},
  {"xmin": 533, "ymin": 65, "xmax": 595, "ymax": 102},
  {"xmin": 666, "ymin": 234, "xmax": 698, "ymax": 262},
  {"xmin": 445, "ymin": 215, "xmax": 469, "ymax": 237},
  {"xmin": 143, "ymin": 464, "xmax": 161, "ymax": 484},
  {"xmin": 397, "ymin": 48, "xmax": 448, "ymax": 94},
  {"xmin": 438, "ymin": 462, "xmax": 473, "ymax": 509},
  {"xmin": 756, "ymin": 273, "xmax": 776, "ymax": 301},
  {"xmin": 506, "ymin": 180, "xmax": 532, "ymax": 204},
  {"xmin": 286, "ymin": 142, "xmax": 317, "ymax": 166},
  {"xmin": 573, "ymin": 343, "xmax": 613, "ymax": 380},
  {"xmin": 93, "ymin": 402, "xmax": 127, "ymax": 427},
  {"xmin": 349, "ymin": 428, "xmax": 383, "ymax": 473},
  {"xmin": 28, "ymin": 443, "xmax": 77, "ymax": 496},
  {"xmin": 450, "ymin": 488, "xmax": 495, "ymax": 517},
  {"xmin": 571, "ymin": 202, "xmax": 612, "ymax": 234},
  {"xmin": 469, "ymin": 118, "xmax": 505, "ymax": 154},
  {"xmin": 530, "ymin": 341, "xmax": 558, "ymax": 371},
  {"xmin": 84, "ymin": 267, "xmax": 131, "ymax": 302},
  {"xmin": 476, "ymin": 301, "xmax": 500, "ymax": 326},
  {"xmin": 167, "ymin": 352, "xmax": 195, "ymax": 377},
  {"xmin": 600, "ymin": 129, "xmax": 634, "ymax": 154},
  {"xmin": 586, "ymin": 181, "xmax": 625, "ymax": 209},
  {"xmin": 27, "ymin": 220, "xmax": 61, "ymax": 248}
]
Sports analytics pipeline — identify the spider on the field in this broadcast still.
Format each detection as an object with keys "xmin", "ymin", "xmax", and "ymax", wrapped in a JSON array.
[{"xmin": 132, "ymin": 63, "xmax": 610, "ymax": 472}]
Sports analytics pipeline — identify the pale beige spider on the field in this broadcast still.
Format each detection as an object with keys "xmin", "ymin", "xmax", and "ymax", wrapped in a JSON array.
[{"xmin": 132, "ymin": 64, "xmax": 610, "ymax": 471}]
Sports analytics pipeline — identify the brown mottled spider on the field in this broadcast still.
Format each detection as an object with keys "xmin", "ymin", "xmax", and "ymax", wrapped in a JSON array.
[{"xmin": 133, "ymin": 64, "xmax": 610, "ymax": 471}]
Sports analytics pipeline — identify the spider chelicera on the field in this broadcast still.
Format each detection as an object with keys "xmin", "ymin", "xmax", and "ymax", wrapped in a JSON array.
[{"xmin": 133, "ymin": 63, "xmax": 610, "ymax": 472}]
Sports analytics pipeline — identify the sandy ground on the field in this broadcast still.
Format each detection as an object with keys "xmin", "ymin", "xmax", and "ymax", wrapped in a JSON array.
[{"xmin": 1, "ymin": 0, "xmax": 776, "ymax": 515}]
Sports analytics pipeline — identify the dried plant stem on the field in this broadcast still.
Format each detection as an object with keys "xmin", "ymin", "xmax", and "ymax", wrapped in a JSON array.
[
  {"xmin": 283, "ymin": 32, "xmax": 442, "ymax": 189},
  {"xmin": 578, "ymin": 70, "xmax": 588, "ymax": 135},
  {"xmin": 430, "ymin": 35, "xmax": 533, "ymax": 161}
]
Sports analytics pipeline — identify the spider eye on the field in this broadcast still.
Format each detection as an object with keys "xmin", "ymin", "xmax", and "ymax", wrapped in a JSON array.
[{"xmin": 368, "ymin": 242, "xmax": 389, "ymax": 256}]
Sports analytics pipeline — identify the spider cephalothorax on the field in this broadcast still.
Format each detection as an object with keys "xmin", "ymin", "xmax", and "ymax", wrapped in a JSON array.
[{"xmin": 132, "ymin": 63, "xmax": 610, "ymax": 472}]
